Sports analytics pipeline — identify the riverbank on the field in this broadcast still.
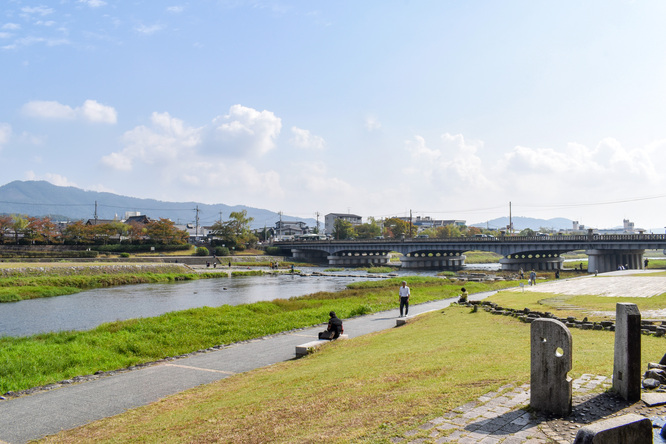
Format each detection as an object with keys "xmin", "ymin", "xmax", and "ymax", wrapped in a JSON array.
[{"xmin": 0, "ymin": 276, "xmax": 517, "ymax": 395}]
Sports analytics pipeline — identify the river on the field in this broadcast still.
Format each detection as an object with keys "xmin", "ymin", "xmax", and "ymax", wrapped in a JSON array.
[{"xmin": 0, "ymin": 264, "xmax": 498, "ymax": 338}]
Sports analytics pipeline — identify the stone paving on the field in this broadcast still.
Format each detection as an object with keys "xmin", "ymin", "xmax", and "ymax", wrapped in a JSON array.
[
  {"xmin": 391, "ymin": 375, "xmax": 613, "ymax": 443},
  {"xmin": 511, "ymin": 269, "xmax": 666, "ymax": 299}
]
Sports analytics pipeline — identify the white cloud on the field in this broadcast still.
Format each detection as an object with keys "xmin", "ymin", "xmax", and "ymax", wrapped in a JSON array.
[
  {"xmin": 80, "ymin": 99, "xmax": 117, "ymax": 124},
  {"xmin": 405, "ymin": 133, "xmax": 492, "ymax": 189},
  {"xmin": 102, "ymin": 111, "xmax": 201, "ymax": 170},
  {"xmin": 21, "ymin": 99, "xmax": 117, "ymax": 124},
  {"xmin": 2, "ymin": 23, "xmax": 20, "ymax": 30},
  {"xmin": 21, "ymin": 6, "xmax": 54, "ymax": 17},
  {"xmin": 79, "ymin": 0, "xmax": 107, "ymax": 7},
  {"xmin": 135, "ymin": 23, "xmax": 164, "ymax": 35},
  {"xmin": 166, "ymin": 6, "xmax": 184, "ymax": 13},
  {"xmin": 289, "ymin": 126, "xmax": 325, "ymax": 150},
  {"xmin": 365, "ymin": 116, "xmax": 381, "ymax": 131},
  {"xmin": 23, "ymin": 171, "xmax": 77, "ymax": 187},
  {"xmin": 212, "ymin": 104, "xmax": 282, "ymax": 156},
  {"xmin": 0, "ymin": 123, "xmax": 11, "ymax": 148}
]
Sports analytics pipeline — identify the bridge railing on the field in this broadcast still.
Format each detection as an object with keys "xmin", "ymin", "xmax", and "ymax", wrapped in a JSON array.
[{"xmin": 273, "ymin": 233, "xmax": 666, "ymax": 245}]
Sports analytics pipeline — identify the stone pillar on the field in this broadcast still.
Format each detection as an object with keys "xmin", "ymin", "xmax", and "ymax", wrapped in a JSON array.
[
  {"xmin": 613, "ymin": 303, "xmax": 642, "ymax": 401},
  {"xmin": 530, "ymin": 318, "xmax": 572, "ymax": 416}
]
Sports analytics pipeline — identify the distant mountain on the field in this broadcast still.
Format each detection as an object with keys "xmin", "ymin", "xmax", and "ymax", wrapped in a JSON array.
[
  {"xmin": 0, "ymin": 180, "xmax": 316, "ymax": 229},
  {"xmin": 471, "ymin": 216, "xmax": 575, "ymax": 232}
]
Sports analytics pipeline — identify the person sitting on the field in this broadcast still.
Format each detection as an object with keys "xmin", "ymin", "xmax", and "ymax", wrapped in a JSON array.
[
  {"xmin": 318, "ymin": 311, "xmax": 344, "ymax": 340},
  {"xmin": 458, "ymin": 287, "xmax": 468, "ymax": 303}
]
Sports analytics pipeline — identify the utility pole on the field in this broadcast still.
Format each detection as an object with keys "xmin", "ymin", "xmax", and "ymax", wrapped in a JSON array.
[
  {"xmin": 278, "ymin": 211, "xmax": 283, "ymax": 238},
  {"xmin": 509, "ymin": 201, "xmax": 513, "ymax": 235},
  {"xmin": 315, "ymin": 211, "xmax": 320, "ymax": 233},
  {"xmin": 94, "ymin": 201, "xmax": 98, "ymax": 224},
  {"xmin": 194, "ymin": 206, "xmax": 199, "ymax": 240},
  {"xmin": 409, "ymin": 209, "xmax": 413, "ymax": 238}
]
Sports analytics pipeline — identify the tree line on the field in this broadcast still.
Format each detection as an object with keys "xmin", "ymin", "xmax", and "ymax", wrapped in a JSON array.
[{"xmin": 0, "ymin": 215, "xmax": 188, "ymax": 245}]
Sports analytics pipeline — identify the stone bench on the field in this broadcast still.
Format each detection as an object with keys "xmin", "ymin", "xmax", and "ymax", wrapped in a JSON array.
[
  {"xmin": 295, "ymin": 334, "xmax": 348, "ymax": 358},
  {"xmin": 572, "ymin": 413, "xmax": 652, "ymax": 443}
]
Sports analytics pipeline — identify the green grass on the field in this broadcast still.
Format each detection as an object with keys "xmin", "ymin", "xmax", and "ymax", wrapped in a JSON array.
[
  {"xmin": 39, "ymin": 306, "xmax": 665, "ymax": 443},
  {"xmin": 0, "ymin": 277, "xmax": 508, "ymax": 394}
]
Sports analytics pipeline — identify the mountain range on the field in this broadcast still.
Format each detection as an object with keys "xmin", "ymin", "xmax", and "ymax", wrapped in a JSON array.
[
  {"xmin": 0, "ymin": 181, "xmax": 316, "ymax": 230},
  {"xmin": 0, "ymin": 180, "xmax": 605, "ymax": 232}
]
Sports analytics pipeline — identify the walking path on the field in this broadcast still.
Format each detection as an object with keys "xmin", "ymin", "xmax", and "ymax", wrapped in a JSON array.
[{"xmin": 1, "ymin": 270, "xmax": 664, "ymax": 443}]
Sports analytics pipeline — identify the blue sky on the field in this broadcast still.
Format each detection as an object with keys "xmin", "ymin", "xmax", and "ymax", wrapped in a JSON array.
[{"xmin": 2, "ymin": 0, "xmax": 666, "ymax": 230}]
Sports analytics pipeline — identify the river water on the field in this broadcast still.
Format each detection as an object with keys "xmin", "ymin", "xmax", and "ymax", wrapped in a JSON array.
[{"xmin": 0, "ymin": 265, "xmax": 496, "ymax": 338}]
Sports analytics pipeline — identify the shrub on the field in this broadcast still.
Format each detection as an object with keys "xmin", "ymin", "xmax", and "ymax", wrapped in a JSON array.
[
  {"xmin": 349, "ymin": 304, "xmax": 373, "ymax": 317},
  {"xmin": 264, "ymin": 246, "xmax": 283, "ymax": 256},
  {"xmin": 119, "ymin": 252, "xmax": 130, "ymax": 258},
  {"xmin": 195, "ymin": 247, "xmax": 209, "ymax": 256},
  {"xmin": 215, "ymin": 246, "xmax": 230, "ymax": 256}
]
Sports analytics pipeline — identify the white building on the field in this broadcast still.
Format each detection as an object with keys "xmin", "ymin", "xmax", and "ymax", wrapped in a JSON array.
[{"xmin": 324, "ymin": 213, "xmax": 362, "ymax": 235}]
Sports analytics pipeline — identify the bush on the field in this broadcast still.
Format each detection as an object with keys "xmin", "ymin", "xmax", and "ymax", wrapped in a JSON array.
[
  {"xmin": 215, "ymin": 246, "xmax": 230, "ymax": 256},
  {"xmin": 264, "ymin": 246, "xmax": 283, "ymax": 256},
  {"xmin": 119, "ymin": 252, "xmax": 131, "ymax": 258},
  {"xmin": 195, "ymin": 247, "xmax": 209, "ymax": 256},
  {"xmin": 349, "ymin": 304, "xmax": 373, "ymax": 317}
]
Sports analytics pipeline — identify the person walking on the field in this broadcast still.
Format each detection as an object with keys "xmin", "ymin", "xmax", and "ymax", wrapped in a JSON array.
[
  {"xmin": 529, "ymin": 269, "xmax": 537, "ymax": 286},
  {"xmin": 399, "ymin": 281, "xmax": 410, "ymax": 317}
]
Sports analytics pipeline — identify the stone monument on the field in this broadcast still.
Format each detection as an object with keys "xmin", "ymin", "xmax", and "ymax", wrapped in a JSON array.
[
  {"xmin": 530, "ymin": 318, "xmax": 572, "ymax": 416},
  {"xmin": 613, "ymin": 303, "xmax": 642, "ymax": 401}
]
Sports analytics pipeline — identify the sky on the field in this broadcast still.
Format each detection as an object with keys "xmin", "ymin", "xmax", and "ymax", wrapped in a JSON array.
[{"xmin": 2, "ymin": 0, "xmax": 666, "ymax": 230}]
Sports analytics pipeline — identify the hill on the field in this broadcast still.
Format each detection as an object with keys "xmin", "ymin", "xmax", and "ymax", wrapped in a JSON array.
[{"xmin": 0, "ymin": 180, "xmax": 315, "ymax": 229}]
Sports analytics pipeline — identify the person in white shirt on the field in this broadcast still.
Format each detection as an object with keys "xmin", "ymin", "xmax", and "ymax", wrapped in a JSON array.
[{"xmin": 398, "ymin": 281, "xmax": 410, "ymax": 317}]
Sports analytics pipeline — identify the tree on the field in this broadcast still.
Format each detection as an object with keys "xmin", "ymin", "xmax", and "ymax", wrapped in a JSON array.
[
  {"xmin": 0, "ymin": 215, "xmax": 13, "ymax": 244},
  {"xmin": 332, "ymin": 218, "xmax": 355, "ymax": 240},
  {"xmin": 520, "ymin": 228, "xmax": 536, "ymax": 237},
  {"xmin": 11, "ymin": 214, "xmax": 29, "ymax": 244},
  {"xmin": 383, "ymin": 217, "xmax": 411, "ymax": 239},
  {"xmin": 210, "ymin": 210, "xmax": 257, "ymax": 250},
  {"xmin": 26, "ymin": 216, "xmax": 61, "ymax": 244},
  {"xmin": 355, "ymin": 218, "xmax": 381, "ymax": 239},
  {"xmin": 62, "ymin": 221, "xmax": 93, "ymax": 244},
  {"xmin": 435, "ymin": 224, "xmax": 463, "ymax": 238},
  {"xmin": 145, "ymin": 218, "xmax": 188, "ymax": 245}
]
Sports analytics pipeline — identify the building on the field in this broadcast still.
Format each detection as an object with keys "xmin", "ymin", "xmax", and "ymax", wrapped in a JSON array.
[
  {"xmin": 397, "ymin": 216, "xmax": 466, "ymax": 229},
  {"xmin": 324, "ymin": 213, "xmax": 362, "ymax": 235},
  {"xmin": 274, "ymin": 220, "xmax": 310, "ymax": 238}
]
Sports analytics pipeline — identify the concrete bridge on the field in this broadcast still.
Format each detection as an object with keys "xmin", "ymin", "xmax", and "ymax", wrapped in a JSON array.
[{"xmin": 273, "ymin": 234, "xmax": 666, "ymax": 273}]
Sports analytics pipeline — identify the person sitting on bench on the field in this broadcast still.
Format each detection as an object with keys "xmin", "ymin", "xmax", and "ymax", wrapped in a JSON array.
[{"xmin": 318, "ymin": 311, "xmax": 344, "ymax": 340}]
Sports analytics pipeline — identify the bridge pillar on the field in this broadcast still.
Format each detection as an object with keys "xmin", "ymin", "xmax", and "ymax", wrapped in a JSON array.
[
  {"xmin": 400, "ymin": 254, "xmax": 465, "ymax": 270},
  {"xmin": 586, "ymin": 249, "xmax": 645, "ymax": 273},
  {"xmin": 499, "ymin": 254, "xmax": 564, "ymax": 272},
  {"xmin": 326, "ymin": 252, "xmax": 390, "ymax": 267}
]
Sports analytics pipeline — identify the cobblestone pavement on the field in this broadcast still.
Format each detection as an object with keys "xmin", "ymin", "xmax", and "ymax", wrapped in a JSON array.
[{"xmin": 389, "ymin": 374, "xmax": 625, "ymax": 443}]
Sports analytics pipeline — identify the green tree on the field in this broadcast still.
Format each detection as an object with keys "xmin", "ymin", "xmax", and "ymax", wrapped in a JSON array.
[
  {"xmin": 11, "ymin": 214, "xmax": 29, "ymax": 244},
  {"xmin": 383, "ymin": 217, "xmax": 411, "ymax": 239},
  {"xmin": 210, "ymin": 210, "xmax": 257, "ymax": 251},
  {"xmin": 435, "ymin": 224, "xmax": 463, "ymax": 238},
  {"xmin": 520, "ymin": 228, "xmax": 536, "ymax": 237},
  {"xmin": 355, "ymin": 218, "xmax": 381, "ymax": 239},
  {"xmin": 332, "ymin": 218, "xmax": 355, "ymax": 240}
]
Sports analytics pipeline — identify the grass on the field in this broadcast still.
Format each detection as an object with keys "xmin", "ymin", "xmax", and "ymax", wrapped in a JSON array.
[
  {"xmin": 0, "ymin": 264, "xmax": 224, "ymax": 302},
  {"xmin": 488, "ymin": 289, "xmax": 666, "ymax": 322},
  {"xmin": 0, "ymin": 276, "xmax": 512, "ymax": 394},
  {"xmin": 39, "ymin": 306, "xmax": 665, "ymax": 443}
]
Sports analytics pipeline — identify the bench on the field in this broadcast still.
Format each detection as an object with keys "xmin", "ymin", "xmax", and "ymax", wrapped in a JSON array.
[{"xmin": 295, "ymin": 334, "xmax": 348, "ymax": 358}]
